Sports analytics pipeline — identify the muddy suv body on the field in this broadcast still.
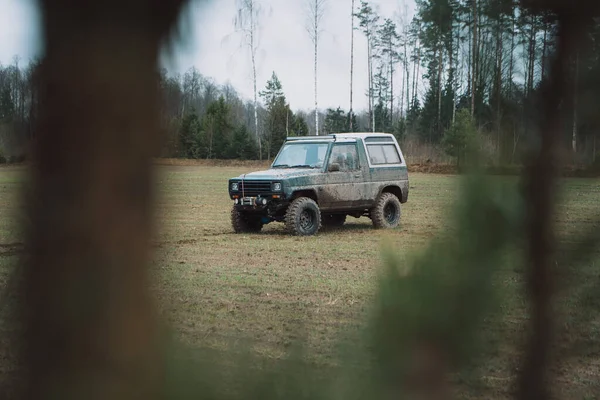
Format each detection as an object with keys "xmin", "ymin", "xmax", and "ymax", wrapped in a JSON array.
[{"xmin": 227, "ymin": 132, "xmax": 409, "ymax": 236}]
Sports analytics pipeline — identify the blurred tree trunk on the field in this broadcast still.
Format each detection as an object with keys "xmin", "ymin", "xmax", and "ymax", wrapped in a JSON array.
[
  {"xmin": 516, "ymin": 4, "xmax": 594, "ymax": 399},
  {"xmin": 19, "ymin": 0, "xmax": 187, "ymax": 399}
]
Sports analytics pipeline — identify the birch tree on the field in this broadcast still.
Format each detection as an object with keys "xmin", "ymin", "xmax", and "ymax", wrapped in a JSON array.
[
  {"xmin": 378, "ymin": 19, "xmax": 401, "ymax": 125},
  {"xmin": 349, "ymin": 0, "xmax": 356, "ymax": 131},
  {"xmin": 305, "ymin": 0, "xmax": 327, "ymax": 136},
  {"xmin": 471, "ymin": 0, "xmax": 478, "ymax": 116},
  {"xmin": 234, "ymin": 0, "xmax": 263, "ymax": 158},
  {"xmin": 355, "ymin": 1, "xmax": 380, "ymax": 132}
]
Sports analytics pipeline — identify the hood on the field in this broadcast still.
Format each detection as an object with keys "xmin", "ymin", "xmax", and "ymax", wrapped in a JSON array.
[{"xmin": 232, "ymin": 167, "xmax": 322, "ymax": 180}]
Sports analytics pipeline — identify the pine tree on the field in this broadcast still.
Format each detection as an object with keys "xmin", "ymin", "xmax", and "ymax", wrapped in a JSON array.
[
  {"xmin": 179, "ymin": 111, "xmax": 201, "ymax": 158},
  {"xmin": 290, "ymin": 114, "xmax": 310, "ymax": 136},
  {"xmin": 230, "ymin": 124, "xmax": 258, "ymax": 159},
  {"xmin": 259, "ymin": 72, "xmax": 290, "ymax": 159},
  {"xmin": 442, "ymin": 108, "xmax": 476, "ymax": 166},
  {"xmin": 323, "ymin": 107, "xmax": 348, "ymax": 134}
]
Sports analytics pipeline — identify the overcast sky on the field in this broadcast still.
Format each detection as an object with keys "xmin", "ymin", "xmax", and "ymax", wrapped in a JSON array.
[{"xmin": 0, "ymin": 0, "xmax": 416, "ymax": 112}]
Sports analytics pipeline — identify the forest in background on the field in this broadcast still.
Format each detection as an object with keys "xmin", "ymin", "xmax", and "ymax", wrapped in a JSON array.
[{"xmin": 1, "ymin": 0, "xmax": 600, "ymax": 167}]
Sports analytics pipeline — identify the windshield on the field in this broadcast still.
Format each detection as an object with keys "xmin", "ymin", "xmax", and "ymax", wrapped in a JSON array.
[{"xmin": 272, "ymin": 142, "xmax": 329, "ymax": 168}]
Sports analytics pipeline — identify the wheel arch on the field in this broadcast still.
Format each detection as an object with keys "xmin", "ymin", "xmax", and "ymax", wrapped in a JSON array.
[
  {"xmin": 290, "ymin": 189, "xmax": 319, "ymax": 203},
  {"xmin": 379, "ymin": 185, "xmax": 403, "ymax": 202}
]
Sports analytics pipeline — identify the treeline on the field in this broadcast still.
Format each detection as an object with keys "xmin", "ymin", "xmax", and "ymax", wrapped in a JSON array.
[
  {"xmin": 0, "ymin": 57, "xmax": 39, "ymax": 162},
  {"xmin": 161, "ymin": 69, "xmax": 312, "ymax": 161},
  {"xmin": 353, "ymin": 0, "xmax": 600, "ymax": 165},
  {"xmin": 2, "ymin": 0, "xmax": 600, "ymax": 165},
  {"xmin": 158, "ymin": 68, "xmax": 372, "ymax": 161},
  {"xmin": 0, "ymin": 59, "xmax": 368, "ymax": 162}
]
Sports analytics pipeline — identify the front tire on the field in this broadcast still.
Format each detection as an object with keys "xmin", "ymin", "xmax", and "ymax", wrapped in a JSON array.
[
  {"xmin": 370, "ymin": 192, "xmax": 401, "ymax": 229},
  {"xmin": 285, "ymin": 197, "xmax": 321, "ymax": 236},
  {"xmin": 231, "ymin": 207, "xmax": 264, "ymax": 233}
]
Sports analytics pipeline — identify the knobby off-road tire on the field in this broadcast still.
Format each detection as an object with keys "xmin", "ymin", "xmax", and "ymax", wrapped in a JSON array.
[
  {"xmin": 370, "ymin": 192, "xmax": 402, "ymax": 229},
  {"xmin": 285, "ymin": 197, "xmax": 321, "ymax": 236},
  {"xmin": 231, "ymin": 207, "xmax": 264, "ymax": 233},
  {"xmin": 321, "ymin": 214, "xmax": 346, "ymax": 229}
]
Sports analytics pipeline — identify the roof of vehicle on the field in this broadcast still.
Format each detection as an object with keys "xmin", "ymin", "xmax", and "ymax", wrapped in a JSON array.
[{"xmin": 285, "ymin": 132, "xmax": 397, "ymax": 142}]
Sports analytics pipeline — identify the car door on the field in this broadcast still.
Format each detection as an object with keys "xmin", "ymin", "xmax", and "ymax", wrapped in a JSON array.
[{"xmin": 318, "ymin": 142, "xmax": 364, "ymax": 210}]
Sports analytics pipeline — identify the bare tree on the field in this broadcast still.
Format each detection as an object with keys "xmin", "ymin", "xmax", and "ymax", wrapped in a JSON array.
[
  {"xmin": 572, "ymin": 50, "xmax": 579, "ymax": 153},
  {"xmin": 305, "ymin": 0, "xmax": 327, "ymax": 136},
  {"xmin": 356, "ymin": 1, "xmax": 380, "ymax": 132},
  {"xmin": 349, "ymin": 0, "xmax": 355, "ymax": 131},
  {"xmin": 234, "ymin": 0, "xmax": 263, "ymax": 157},
  {"xmin": 471, "ymin": 0, "xmax": 478, "ymax": 116}
]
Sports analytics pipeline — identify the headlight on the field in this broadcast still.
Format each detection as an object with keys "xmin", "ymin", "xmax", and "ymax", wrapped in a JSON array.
[
  {"xmin": 272, "ymin": 182, "xmax": 282, "ymax": 191},
  {"xmin": 231, "ymin": 182, "xmax": 239, "ymax": 191}
]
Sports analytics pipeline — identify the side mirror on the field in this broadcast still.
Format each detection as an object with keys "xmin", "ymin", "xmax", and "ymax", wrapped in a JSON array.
[{"xmin": 328, "ymin": 163, "xmax": 340, "ymax": 172}]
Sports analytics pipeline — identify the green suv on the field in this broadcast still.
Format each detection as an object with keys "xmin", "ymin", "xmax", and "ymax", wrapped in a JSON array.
[{"xmin": 227, "ymin": 133, "xmax": 409, "ymax": 236}]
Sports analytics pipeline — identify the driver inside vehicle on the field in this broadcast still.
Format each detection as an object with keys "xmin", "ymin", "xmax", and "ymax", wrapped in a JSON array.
[{"xmin": 333, "ymin": 153, "xmax": 347, "ymax": 170}]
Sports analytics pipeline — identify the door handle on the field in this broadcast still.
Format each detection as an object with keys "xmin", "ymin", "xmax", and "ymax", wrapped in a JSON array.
[{"xmin": 354, "ymin": 174, "xmax": 361, "ymax": 178}]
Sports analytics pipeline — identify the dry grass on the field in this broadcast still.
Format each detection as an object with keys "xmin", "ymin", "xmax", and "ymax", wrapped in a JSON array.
[{"xmin": 0, "ymin": 164, "xmax": 599, "ymax": 398}]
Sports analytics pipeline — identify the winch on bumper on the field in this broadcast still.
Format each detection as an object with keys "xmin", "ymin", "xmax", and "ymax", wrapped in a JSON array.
[{"xmin": 233, "ymin": 195, "xmax": 272, "ymax": 208}]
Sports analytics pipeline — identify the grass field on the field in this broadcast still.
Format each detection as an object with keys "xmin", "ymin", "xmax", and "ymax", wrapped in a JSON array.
[{"xmin": 1, "ymin": 163, "xmax": 599, "ymax": 398}]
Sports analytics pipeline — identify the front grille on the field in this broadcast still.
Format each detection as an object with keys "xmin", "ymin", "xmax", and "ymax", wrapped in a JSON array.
[{"xmin": 239, "ymin": 180, "xmax": 271, "ymax": 196}]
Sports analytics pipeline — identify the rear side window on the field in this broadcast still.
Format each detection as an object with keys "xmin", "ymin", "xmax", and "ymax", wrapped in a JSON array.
[{"xmin": 366, "ymin": 144, "xmax": 402, "ymax": 165}]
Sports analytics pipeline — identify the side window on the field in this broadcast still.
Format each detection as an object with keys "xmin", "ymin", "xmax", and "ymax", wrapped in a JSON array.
[
  {"xmin": 367, "ymin": 144, "xmax": 402, "ymax": 165},
  {"xmin": 382, "ymin": 144, "xmax": 401, "ymax": 163},
  {"xmin": 328, "ymin": 144, "xmax": 359, "ymax": 171}
]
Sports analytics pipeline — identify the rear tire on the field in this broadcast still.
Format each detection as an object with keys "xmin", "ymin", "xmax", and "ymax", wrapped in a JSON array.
[
  {"xmin": 370, "ymin": 192, "xmax": 401, "ymax": 229},
  {"xmin": 231, "ymin": 207, "xmax": 263, "ymax": 233},
  {"xmin": 285, "ymin": 197, "xmax": 321, "ymax": 236}
]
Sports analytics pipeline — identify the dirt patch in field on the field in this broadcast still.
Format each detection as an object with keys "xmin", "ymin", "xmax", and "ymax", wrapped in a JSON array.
[{"xmin": 408, "ymin": 163, "xmax": 458, "ymax": 174}]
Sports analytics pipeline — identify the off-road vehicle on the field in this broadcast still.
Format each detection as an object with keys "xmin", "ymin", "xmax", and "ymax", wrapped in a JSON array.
[{"xmin": 227, "ymin": 132, "xmax": 409, "ymax": 236}]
